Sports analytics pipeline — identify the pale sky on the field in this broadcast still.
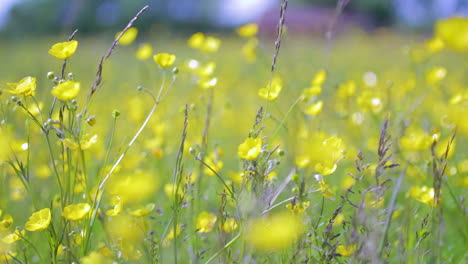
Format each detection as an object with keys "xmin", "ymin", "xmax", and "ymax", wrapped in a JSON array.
[{"xmin": 0, "ymin": 0, "xmax": 21, "ymax": 27}]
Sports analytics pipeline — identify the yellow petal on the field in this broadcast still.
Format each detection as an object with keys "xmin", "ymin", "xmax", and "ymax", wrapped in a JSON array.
[
  {"xmin": 51, "ymin": 80, "xmax": 81, "ymax": 101},
  {"xmin": 117, "ymin": 27, "xmax": 138, "ymax": 45},
  {"xmin": 153, "ymin": 53, "xmax": 176, "ymax": 68},
  {"xmin": 25, "ymin": 208, "xmax": 51, "ymax": 231},
  {"xmin": 136, "ymin": 43, "xmax": 152, "ymax": 60},
  {"xmin": 62, "ymin": 203, "xmax": 91, "ymax": 221},
  {"xmin": 48, "ymin": 40, "xmax": 78, "ymax": 60}
]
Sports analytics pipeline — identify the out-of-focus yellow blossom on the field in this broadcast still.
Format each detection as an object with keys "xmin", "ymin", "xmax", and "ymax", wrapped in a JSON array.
[
  {"xmin": 337, "ymin": 80, "xmax": 356, "ymax": 97},
  {"xmin": 357, "ymin": 91, "xmax": 383, "ymax": 113},
  {"xmin": 107, "ymin": 215, "xmax": 143, "ymax": 243},
  {"xmin": 238, "ymin": 137, "xmax": 262, "ymax": 160},
  {"xmin": 25, "ymin": 208, "xmax": 51, "ymax": 231},
  {"xmin": 116, "ymin": 27, "xmax": 138, "ymax": 45},
  {"xmin": 265, "ymin": 171, "xmax": 278, "ymax": 182},
  {"xmin": 62, "ymin": 134, "xmax": 98, "ymax": 150},
  {"xmin": 435, "ymin": 16, "xmax": 468, "ymax": 52},
  {"xmin": 35, "ymin": 165, "xmax": 51, "ymax": 180},
  {"xmin": 311, "ymin": 69, "xmax": 327, "ymax": 86},
  {"xmin": 5, "ymin": 76, "xmax": 36, "ymax": 96},
  {"xmin": 399, "ymin": 127, "xmax": 433, "ymax": 151},
  {"xmin": 246, "ymin": 211, "xmax": 304, "ymax": 251},
  {"xmin": 303, "ymin": 85, "xmax": 322, "ymax": 96},
  {"xmin": 336, "ymin": 244, "xmax": 357, "ymax": 256},
  {"xmin": 426, "ymin": 66, "xmax": 447, "ymax": 84},
  {"xmin": 435, "ymin": 137, "xmax": 456, "ymax": 158},
  {"xmin": 129, "ymin": 203, "xmax": 155, "ymax": 217},
  {"xmin": 163, "ymin": 224, "xmax": 182, "ymax": 246},
  {"xmin": 425, "ymin": 37, "xmax": 445, "ymax": 53},
  {"xmin": 48, "ymin": 40, "xmax": 78, "ymax": 60},
  {"xmin": 164, "ymin": 183, "xmax": 184, "ymax": 198},
  {"xmin": 51, "ymin": 80, "xmax": 81, "ymax": 101},
  {"xmin": 258, "ymin": 76, "xmax": 282, "ymax": 101},
  {"xmin": 62, "ymin": 203, "xmax": 91, "ymax": 221},
  {"xmin": 229, "ymin": 171, "xmax": 245, "ymax": 184},
  {"xmin": 153, "ymin": 53, "xmax": 176, "ymax": 68},
  {"xmin": 364, "ymin": 192, "xmax": 384, "ymax": 208},
  {"xmin": 242, "ymin": 38, "xmax": 258, "ymax": 62},
  {"xmin": 196, "ymin": 211, "xmax": 217, "ymax": 233},
  {"xmin": 106, "ymin": 199, "xmax": 123, "ymax": 216},
  {"xmin": 408, "ymin": 185, "xmax": 437, "ymax": 206},
  {"xmin": 200, "ymin": 36, "xmax": 221, "ymax": 53},
  {"xmin": 305, "ymin": 100, "xmax": 323, "ymax": 116},
  {"xmin": 203, "ymin": 153, "xmax": 224, "ymax": 176},
  {"xmin": 188, "ymin": 32, "xmax": 205, "ymax": 49},
  {"xmin": 333, "ymin": 213, "xmax": 345, "ymax": 226},
  {"xmin": 2, "ymin": 230, "xmax": 24, "ymax": 244},
  {"xmin": 107, "ymin": 170, "xmax": 158, "ymax": 203},
  {"xmin": 197, "ymin": 62, "xmax": 216, "ymax": 77},
  {"xmin": 82, "ymin": 251, "xmax": 112, "ymax": 264},
  {"xmin": 9, "ymin": 178, "xmax": 25, "ymax": 201},
  {"xmin": 341, "ymin": 174, "xmax": 356, "ymax": 189},
  {"xmin": 222, "ymin": 218, "xmax": 238, "ymax": 233},
  {"xmin": 319, "ymin": 180, "xmax": 335, "ymax": 200},
  {"xmin": 136, "ymin": 43, "xmax": 152, "ymax": 60},
  {"xmin": 315, "ymin": 136, "xmax": 346, "ymax": 175},
  {"xmin": 295, "ymin": 155, "xmax": 311, "ymax": 168},
  {"xmin": 237, "ymin": 23, "xmax": 258, "ymax": 37},
  {"xmin": 197, "ymin": 77, "xmax": 218, "ymax": 89},
  {"xmin": 0, "ymin": 215, "xmax": 13, "ymax": 231},
  {"xmin": 286, "ymin": 201, "xmax": 310, "ymax": 214}
]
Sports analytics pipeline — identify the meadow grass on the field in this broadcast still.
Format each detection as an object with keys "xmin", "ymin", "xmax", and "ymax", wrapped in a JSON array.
[{"xmin": 0, "ymin": 6, "xmax": 467, "ymax": 264}]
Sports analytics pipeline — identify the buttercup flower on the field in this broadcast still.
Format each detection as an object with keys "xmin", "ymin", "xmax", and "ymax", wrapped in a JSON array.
[
  {"xmin": 48, "ymin": 40, "xmax": 78, "ymax": 60},
  {"xmin": 116, "ymin": 27, "xmax": 138, "ymax": 45},
  {"xmin": 51, "ymin": 80, "xmax": 81, "ymax": 101},
  {"xmin": 6, "ymin": 76, "xmax": 36, "ymax": 96},
  {"xmin": 153, "ymin": 53, "xmax": 176, "ymax": 68},
  {"xmin": 25, "ymin": 208, "xmax": 51, "ymax": 231},
  {"xmin": 62, "ymin": 203, "xmax": 91, "ymax": 221},
  {"xmin": 238, "ymin": 138, "xmax": 262, "ymax": 160}
]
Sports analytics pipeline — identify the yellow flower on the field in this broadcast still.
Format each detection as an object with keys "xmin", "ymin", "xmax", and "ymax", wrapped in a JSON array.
[
  {"xmin": 163, "ymin": 224, "xmax": 182, "ymax": 246},
  {"xmin": 136, "ymin": 43, "xmax": 152, "ymax": 60},
  {"xmin": 0, "ymin": 215, "xmax": 13, "ymax": 231},
  {"xmin": 311, "ymin": 69, "xmax": 327, "ymax": 86},
  {"xmin": 188, "ymin": 32, "xmax": 205, "ymax": 49},
  {"xmin": 238, "ymin": 137, "xmax": 262, "ymax": 160},
  {"xmin": 435, "ymin": 16, "xmax": 468, "ymax": 52},
  {"xmin": 48, "ymin": 40, "xmax": 78, "ymax": 60},
  {"xmin": 305, "ymin": 100, "xmax": 323, "ymax": 115},
  {"xmin": 246, "ymin": 211, "xmax": 304, "ymax": 251},
  {"xmin": 62, "ymin": 203, "xmax": 91, "ymax": 221},
  {"xmin": 6, "ymin": 76, "xmax": 36, "ymax": 96},
  {"xmin": 425, "ymin": 37, "xmax": 445, "ymax": 54},
  {"xmin": 62, "ymin": 134, "xmax": 98, "ymax": 150},
  {"xmin": 408, "ymin": 186, "xmax": 437, "ymax": 206},
  {"xmin": 116, "ymin": 27, "xmax": 138, "ymax": 45},
  {"xmin": 286, "ymin": 201, "xmax": 310, "ymax": 214},
  {"xmin": 197, "ymin": 77, "xmax": 218, "ymax": 89},
  {"xmin": 426, "ymin": 66, "xmax": 447, "ymax": 84},
  {"xmin": 336, "ymin": 244, "xmax": 357, "ymax": 256},
  {"xmin": 197, "ymin": 62, "xmax": 216, "ymax": 77},
  {"xmin": 203, "ymin": 155, "xmax": 224, "ymax": 176},
  {"xmin": 153, "ymin": 53, "xmax": 176, "ymax": 68},
  {"xmin": 258, "ymin": 77, "xmax": 282, "ymax": 101},
  {"xmin": 196, "ymin": 211, "xmax": 217, "ymax": 233},
  {"xmin": 222, "ymin": 218, "xmax": 238, "ymax": 233},
  {"xmin": 2, "ymin": 230, "xmax": 24, "ymax": 244},
  {"xmin": 319, "ymin": 180, "xmax": 335, "ymax": 200},
  {"xmin": 242, "ymin": 38, "xmax": 258, "ymax": 62},
  {"xmin": 201, "ymin": 36, "xmax": 221, "ymax": 53},
  {"xmin": 237, "ymin": 23, "xmax": 258, "ymax": 37},
  {"xmin": 106, "ymin": 199, "xmax": 123, "ymax": 216},
  {"xmin": 51, "ymin": 80, "xmax": 81, "ymax": 101},
  {"xmin": 82, "ymin": 251, "xmax": 112, "ymax": 264},
  {"xmin": 25, "ymin": 208, "xmax": 51, "ymax": 231},
  {"xmin": 129, "ymin": 203, "xmax": 155, "ymax": 217},
  {"xmin": 164, "ymin": 183, "xmax": 183, "ymax": 198}
]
